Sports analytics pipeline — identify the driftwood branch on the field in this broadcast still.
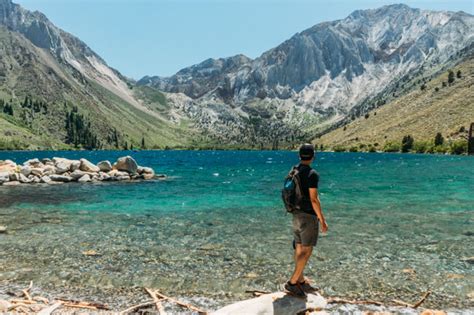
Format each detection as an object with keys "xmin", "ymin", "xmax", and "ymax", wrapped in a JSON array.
[
  {"xmin": 145, "ymin": 287, "xmax": 167, "ymax": 315},
  {"xmin": 120, "ymin": 301, "xmax": 156, "ymax": 314},
  {"xmin": 22, "ymin": 281, "xmax": 33, "ymax": 301},
  {"xmin": 153, "ymin": 290, "xmax": 208, "ymax": 314},
  {"xmin": 326, "ymin": 297, "xmax": 384, "ymax": 306},
  {"xmin": 392, "ymin": 290, "xmax": 431, "ymax": 309},
  {"xmin": 56, "ymin": 298, "xmax": 109, "ymax": 310}
]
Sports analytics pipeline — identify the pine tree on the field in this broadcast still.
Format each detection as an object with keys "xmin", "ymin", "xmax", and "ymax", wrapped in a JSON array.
[
  {"xmin": 448, "ymin": 70, "xmax": 455, "ymax": 84},
  {"xmin": 401, "ymin": 135, "xmax": 414, "ymax": 153},
  {"xmin": 434, "ymin": 132, "xmax": 444, "ymax": 146}
]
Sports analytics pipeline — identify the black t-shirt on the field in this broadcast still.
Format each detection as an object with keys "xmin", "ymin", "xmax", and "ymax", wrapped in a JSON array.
[{"xmin": 296, "ymin": 163, "xmax": 319, "ymax": 215}]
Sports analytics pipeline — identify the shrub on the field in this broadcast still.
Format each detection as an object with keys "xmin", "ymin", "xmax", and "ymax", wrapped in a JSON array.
[
  {"xmin": 384, "ymin": 141, "xmax": 400, "ymax": 152},
  {"xmin": 450, "ymin": 140, "xmax": 467, "ymax": 155},
  {"xmin": 413, "ymin": 141, "xmax": 431, "ymax": 153},
  {"xmin": 420, "ymin": 84, "xmax": 426, "ymax": 91},
  {"xmin": 368, "ymin": 146, "xmax": 377, "ymax": 153},
  {"xmin": 333, "ymin": 145, "xmax": 346, "ymax": 152},
  {"xmin": 364, "ymin": 113, "xmax": 370, "ymax": 119},
  {"xmin": 349, "ymin": 146, "xmax": 359, "ymax": 152},
  {"xmin": 456, "ymin": 70, "xmax": 462, "ymax": 78},
  {"xmin": 434, "ymin": 87, "xmax": 439, "ymax": 92},
  {"xmin": 434, "ymin": 145, "xmax": 448, "ymax": 154}
]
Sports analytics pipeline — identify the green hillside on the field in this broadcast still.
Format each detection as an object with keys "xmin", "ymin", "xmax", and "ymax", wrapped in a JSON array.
[{"xmin": 0, "ymin": 26, "xmax": 195, "ymax": 150}]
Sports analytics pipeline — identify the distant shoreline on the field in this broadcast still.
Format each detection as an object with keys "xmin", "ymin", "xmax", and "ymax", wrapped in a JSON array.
[{"xmin": 0, "ymin": 148, "xmax": 472, "ymax": 156}]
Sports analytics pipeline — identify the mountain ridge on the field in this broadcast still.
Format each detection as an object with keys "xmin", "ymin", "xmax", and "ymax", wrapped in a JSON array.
[{"xmin": 0, "ymin": 1, "xmax": 472, "ymax": 150}]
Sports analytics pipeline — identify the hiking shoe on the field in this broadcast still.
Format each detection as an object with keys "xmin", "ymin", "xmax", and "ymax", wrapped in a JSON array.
[
  {"xmin": 284, "ymin": 281, "xmax": 307, "ymax": 298},
  {"xmin": 299, "ymin": 280, "xmax": 319, "ymax": 293}
]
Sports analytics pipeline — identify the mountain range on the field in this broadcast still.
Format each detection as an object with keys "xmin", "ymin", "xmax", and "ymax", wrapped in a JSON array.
[{"xmin": 0, "ymin": 0, "xmax": 473, "ymax": 150}]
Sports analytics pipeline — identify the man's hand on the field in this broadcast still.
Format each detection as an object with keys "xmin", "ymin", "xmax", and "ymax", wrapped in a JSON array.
[{"xmin": 320, "ymin": 220, "xmax": 328, "ymax": 233}]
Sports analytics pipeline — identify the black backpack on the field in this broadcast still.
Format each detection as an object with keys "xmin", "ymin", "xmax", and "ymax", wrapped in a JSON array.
[{"xmin": 282, "ymin": 166, "xmax": 303, "ymax": 213}]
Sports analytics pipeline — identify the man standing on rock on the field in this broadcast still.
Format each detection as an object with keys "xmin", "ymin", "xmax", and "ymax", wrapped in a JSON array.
[{"xmin": 284, "ymin": 144, "xmax": 328, "ymax": 298}]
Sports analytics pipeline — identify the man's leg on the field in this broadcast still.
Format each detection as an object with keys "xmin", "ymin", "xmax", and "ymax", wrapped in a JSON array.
[{"xmin": 290, "ymin": 243, "xmax": 313, "ymax": 284}]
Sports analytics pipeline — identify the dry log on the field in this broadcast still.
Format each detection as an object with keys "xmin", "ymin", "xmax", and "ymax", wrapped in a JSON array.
[
  {"xmin": 145, "ymin": 287, "xmax": 167, "ymax": 315},
  {"xmin": 120, "ymin": 301, "xmax": 156, "ymax": 314},
  {"xmin": 153, "ymin": 290, "xmax": 208, "ymax": 314}
]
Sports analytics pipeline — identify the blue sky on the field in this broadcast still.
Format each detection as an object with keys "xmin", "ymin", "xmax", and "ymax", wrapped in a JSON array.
[{"xmin": 16, "ymin": 0, "xmax": 473, "ymax": 79}]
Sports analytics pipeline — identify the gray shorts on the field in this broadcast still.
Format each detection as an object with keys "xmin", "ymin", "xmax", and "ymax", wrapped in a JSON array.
[{"xmin": 292, "ymin": 212, "xmax": 319, "ymax": 247}]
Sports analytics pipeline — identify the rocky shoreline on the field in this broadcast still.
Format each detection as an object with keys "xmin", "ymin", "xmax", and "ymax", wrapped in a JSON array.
[{"xmin": 0, "ymin": 156, "xmax": 160, "ymax": 186}]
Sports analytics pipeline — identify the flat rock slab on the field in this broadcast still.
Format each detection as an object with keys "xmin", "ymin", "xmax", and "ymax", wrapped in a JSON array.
[{"xmin": 212, "ymin": 292, "xmax": 327, "ymax": 315}]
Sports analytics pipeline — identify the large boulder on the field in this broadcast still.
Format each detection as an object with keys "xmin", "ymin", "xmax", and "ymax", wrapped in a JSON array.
[
  {"xmin": 50, "ymin": 175, "xmax": 73, "ymax": 182},
  {"xmin": 78, "ymin": 174, "xmax": 91, "ymax": 183},
  {"xmin": 80, "ymin": 158, "xmax": 100, "ymax": 173},
  {"xmin": 43, "ymin": 165, "xmax": 56, "ymax": 175},
  {"xmin": 212, "ymin": 292, "xmax": 327, "ymax": 315},
  {"xmin": 0, "ymin": 172, "xmax": 10, "ymax": 184},
  {"xmin": 97, "ymin": 161, "xmax": 112, "ymax": 172},
  {"xmin": 23, "ymin": 158, "xmax": 42, "ymax": 168},
  {"xmin": 9, "ymin": 173, "xmax": 20, "ymax": 182},
  {"xmin": 141, "ymin": 167, "xmax": 155, "ymax": 180},
  {"xmin": 55, "ymin": 162, "xmax": 70, "ymax": 174},
  {"xmin": 70, "ymin": 160, "xmax": 81, "ymax": 172},
  {"xmin": 31, "ymin": 168, "xmax": 44, "ymax": 177},
  {"xmin": 113, "ymin": 156, "xmax": 138, "ymax": 174},
  {"xmin": 0, "ymin": 160, "xmax": 17, "ymax": 173},
  {"xmin": 18, "ymin": 173, "xmax": 31, "ymax": 183},
  {"xmin": 20, "ymin": 165, "xmax": 32, "ymax": 176},
  {"xmin": 40, "ymin": 176, "xmax": 51, "ymax": 184},
  {"xmin": 70, "ymin": 170, "xmax": 87, "ymax": 180}
]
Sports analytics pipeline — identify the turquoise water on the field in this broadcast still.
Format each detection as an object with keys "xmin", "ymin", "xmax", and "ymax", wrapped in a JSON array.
[{"xmin": 0, "ymin": 151, "xmax": 473, "ymax": 310}]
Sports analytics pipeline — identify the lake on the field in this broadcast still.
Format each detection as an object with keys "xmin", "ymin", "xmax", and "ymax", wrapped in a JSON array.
[{"xmin": 0, "ymin": 150, "xmax": 473, "ymax": 311}]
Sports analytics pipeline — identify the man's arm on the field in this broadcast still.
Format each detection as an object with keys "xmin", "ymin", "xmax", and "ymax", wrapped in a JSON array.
[{"xmin": 309, "ymin": 188, "xmax": 328, "ymax": 233}]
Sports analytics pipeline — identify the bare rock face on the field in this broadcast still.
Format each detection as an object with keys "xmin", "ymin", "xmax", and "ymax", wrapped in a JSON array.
[
  {"xmin": 80, "ymin": 158, "xmax": 100, "ymax": 173},
  {"xmin": 113, "ymin": 156, "xmax": 138, "ymax": 174},
  {"xmin": 97, "ymin": 160, "xmax": 112, "ymax": 172}
]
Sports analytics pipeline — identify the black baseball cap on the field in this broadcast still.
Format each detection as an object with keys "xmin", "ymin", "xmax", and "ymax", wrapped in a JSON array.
[{"xmin": 299, "ymin": 143, "xmax": 315, "ymax": 161}]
